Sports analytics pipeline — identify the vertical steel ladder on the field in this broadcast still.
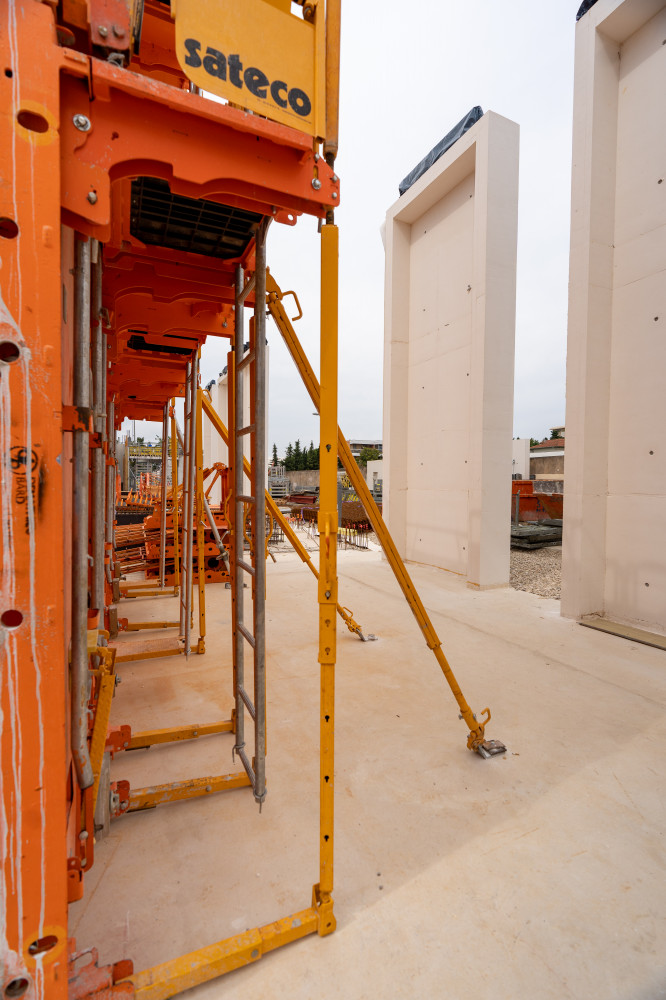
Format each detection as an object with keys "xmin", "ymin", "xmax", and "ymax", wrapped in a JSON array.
[{"xmin": 231, "ymin": 221, "xmax": 270, "ymax": 805}]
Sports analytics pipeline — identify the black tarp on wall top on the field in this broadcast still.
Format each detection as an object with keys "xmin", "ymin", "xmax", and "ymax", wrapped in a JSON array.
[
  {"xmin": 398, "ymin": 106, "xmax": 484, "ymax": 197},
  {"xmin": 576, "ymin": 0, "xmax": 600, "ymax": 21}
]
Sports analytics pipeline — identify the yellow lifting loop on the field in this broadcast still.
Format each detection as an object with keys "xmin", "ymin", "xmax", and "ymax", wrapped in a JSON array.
[{"xmin": 280, "ymin": 289, "xmax": 303, "ymax": 322}]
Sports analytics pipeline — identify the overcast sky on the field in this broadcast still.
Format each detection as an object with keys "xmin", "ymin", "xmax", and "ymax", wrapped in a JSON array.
[{"xmin": 128, "ymin": 0, "xmax": 583, "ymax": 453}]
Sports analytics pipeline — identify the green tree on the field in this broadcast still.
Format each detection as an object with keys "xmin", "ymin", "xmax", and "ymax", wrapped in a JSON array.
[
  {"xmin": 550, "ymin": 428, "xmax": 561, "ymax": 440},
  {"xmin": 357, "ymin": 446, "xmax": 381, "ymax": 469},
  {"xmin": 136, "ymin": 436, "xmax": 145, "ymax": 445},
  {"xmin": 530, "ymin": 438, "xmax": 540, "ymax": 448},
  {"xmin": 272, "ymin": 443, "xmax": 278, "ymax": 466},
  {"xmin": 293, "ymin": 439, "xmax": 302, "ymax": 470},
  {"xmin": 284, "ymin": 442, "xmax": 294, "ymax": 472}
]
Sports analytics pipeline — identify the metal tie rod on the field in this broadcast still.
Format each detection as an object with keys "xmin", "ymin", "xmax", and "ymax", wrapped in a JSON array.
[
  {"xmin": 237, "ymin": 494, "xmax": 255, "ymax": 503},
  {"xmin": 237, "ymin": 273, "xmax": 256, "ymax": 304},
  {"xmin": 237, "ymin": 684, "xmax": 256, "ymax": 720},
  {"xmin": 235, "ymin": 747, "xmax": 255, "ymax": 787},
  {"xmin": 236, "ymin": 349, "xmax": 255, "ymax": 372},
  {"xmin": 237, "ymin": 424, "xmax": 256, "ymax": 436},
  {"xmin": 237, "ymin": 559, "xmax": 255, "ymax": 577},
  {"xmin": 238, "ymin": 623, "xmax": 256, "ymax": 649}
]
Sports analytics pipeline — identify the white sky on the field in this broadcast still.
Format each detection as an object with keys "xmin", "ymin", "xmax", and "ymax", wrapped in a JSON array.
[{"xmin": 126, "ymin": 0, "xmax": 583, "ymax": 454}]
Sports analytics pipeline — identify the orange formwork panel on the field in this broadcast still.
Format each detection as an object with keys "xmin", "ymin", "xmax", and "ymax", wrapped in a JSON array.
[
  {"xmin": 0, "ymin": 6, "xmax": 70, "ymax": 1000},
  {"xmin": 1, "ymin": 1, "xmax": 342, "ymax": 997}
]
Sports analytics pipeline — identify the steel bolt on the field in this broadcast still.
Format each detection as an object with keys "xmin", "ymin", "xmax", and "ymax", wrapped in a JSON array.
[
  {"xmin": 87, "ymin": 192, "xmax": 98, "ymax": 205},
  {"xmin": 314, "ymin": 153, "xmax": 320, "ymax": 162},
  {"xmin": 332, "ymin": 174, "xmax": 338, "ymax": 182},
  {"xmin": 325, "ymin": 590, "xmax": 331, "ymax": 599},
  {"xmin": 98, "ymin": 25, "xmax": 108, "ymax": 38},
  {"xmin": 332, "ymin": 192, "xmax": 338, "ymax": 199},
  {"xmin": 112, "ymin": 24, "xmax": 125, "ymax": 38},
  {"xmin": 73, "ymin": 114, "xmax": 91, "ymax": 132},
  {"xmin": 79, "ymin": 830, "xmax": 89, "ymax": 840},
  {"xmin": 205, "ymin": 785, "xmax": 212, "ymax": 793},
  {"xmin": 311, "ymin": 178, "xmax": 322, "ymax": 190}
]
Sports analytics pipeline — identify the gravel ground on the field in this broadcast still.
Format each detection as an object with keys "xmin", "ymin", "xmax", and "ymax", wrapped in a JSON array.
[{"xmin": 510, "ymin": 544, "xmax": 562, "ymax": 599}]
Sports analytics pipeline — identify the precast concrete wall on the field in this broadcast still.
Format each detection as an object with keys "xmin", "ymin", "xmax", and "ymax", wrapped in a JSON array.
[
  {"xmin": 562, "ymin": 0, "xmax": 666, "ymax": 635},
  {"xmin": 512, "ymin": 438, "xmax": 530, "ymax": 480},
  {"xmin": 383, "ymin": 111, "xmax": 519, "ymax": 588},
  {"xmin": 202, "ymin": 344, "xmax": 269, "ymax": 504}
]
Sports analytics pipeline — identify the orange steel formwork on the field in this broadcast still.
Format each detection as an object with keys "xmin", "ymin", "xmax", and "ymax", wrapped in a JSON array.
[
  {"xmin": 2, "ymin": 4, "xmax": 505, "ymax": 999},
  {"xmin": 0, "ymin": 2, "xmax": 340, "ymax": 998}
]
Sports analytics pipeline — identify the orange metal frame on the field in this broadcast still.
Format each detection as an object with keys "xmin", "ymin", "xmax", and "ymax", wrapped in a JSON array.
[{"xmin": 0, "ymin": 2, "xmax": 340, "ymax": 998}]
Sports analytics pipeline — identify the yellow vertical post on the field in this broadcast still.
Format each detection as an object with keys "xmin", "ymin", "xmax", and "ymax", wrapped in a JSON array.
[
  {"xmin": 170, "ymin": 400, "xmax": 181, "ymax": 590},
  {"xmin": 313, "ymin": 222, "xmax": 338, "ymax": 936},
  {"xmin": 196, "ymin": 384, "xmax": 206, "ymax": 652}
]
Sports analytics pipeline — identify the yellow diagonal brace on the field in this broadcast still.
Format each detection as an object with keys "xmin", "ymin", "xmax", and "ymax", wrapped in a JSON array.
[
  {"xmin": 266, "ymin": 271, "xmax": 501, "ymax": 755},
  {"xmin": 201, "ymin": 393, "xmax": 366, "ymax": 639}
]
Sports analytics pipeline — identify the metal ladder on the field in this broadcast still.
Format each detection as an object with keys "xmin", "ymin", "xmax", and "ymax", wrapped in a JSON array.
[{"xmin": 231, "ymin": 221, "xmax": 269, "ymax": 805}]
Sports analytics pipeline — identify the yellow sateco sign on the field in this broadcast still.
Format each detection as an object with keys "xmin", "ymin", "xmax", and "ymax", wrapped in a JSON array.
[{"xmin": 173, "ymin": 0, "xmax": 325, "ymax": 139}]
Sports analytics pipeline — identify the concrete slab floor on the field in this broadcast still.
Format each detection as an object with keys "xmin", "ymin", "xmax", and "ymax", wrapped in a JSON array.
[{"xmin": 70, "ymin": 546, "xmax": 666, "ymax": 1000}]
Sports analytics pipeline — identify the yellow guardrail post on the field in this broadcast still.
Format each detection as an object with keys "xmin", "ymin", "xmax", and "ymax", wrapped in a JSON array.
[{"xmin": 312, "ymin": 220, "xmax": 338, "ymax": 934}]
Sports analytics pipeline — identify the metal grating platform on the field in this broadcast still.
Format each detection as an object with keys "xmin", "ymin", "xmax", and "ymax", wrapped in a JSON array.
[{"xmin": 130, "ymin": 178, "xmax": 262, "ymax": 260}]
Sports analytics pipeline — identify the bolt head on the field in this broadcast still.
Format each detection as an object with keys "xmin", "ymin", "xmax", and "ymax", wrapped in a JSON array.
[
  {"xmin": 311, "ymin": 178, "xmax": 322, "ymax": 190},
  {"xmin": 73, "ymin": 114, "xmax": 91, "ymax": 132},
  {"xmin": 205, "ymin": 785, "xmax": 212, "ymax": 793},
  {"xmin": 314, "ymin": 152, "xmax": 320, "ymax": 162},
  {"xmin": 87, "ymin": 191, "xmax": 98, "ymax": 205},
  {"xmin": 112, "ymin": 24, "xmax": 125, "ymax": 38},
  {"xmin": 98, "ymin": 25, "xmax": 108, "ymax": 37},
  {"xmin": 332, "ymin": 192, "xmax": 338, "ymax": 199},
  {"xmin": 332, "ymin": 174, "xmax": 338, "ymax": 182}
]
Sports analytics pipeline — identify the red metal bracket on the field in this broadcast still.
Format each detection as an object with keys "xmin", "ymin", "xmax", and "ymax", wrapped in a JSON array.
[
  {"xmin": 68, "ymin": 940, "xmax": 134, "ymax": 1000},
  {"xmin": 110, "ymin": 779, "xmax": 130, "ymax": 817},
  {"xmin": 105, "ymin": 724, "xmax": 132, "ymax": 757},
  {"xmin": 62, "ymin": 405, "xmax": 94, "ymax": 433}
]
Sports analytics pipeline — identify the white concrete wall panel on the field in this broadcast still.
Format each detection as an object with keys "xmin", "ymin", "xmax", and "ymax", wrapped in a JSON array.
[
  {"xmin": 202, "ymin": 343, "xmax": 268, "ymax": 504},
  {"xmin": 512, "ymin": 439, "xmax": 531, "ymax": 479},
  {"xmin": 383, "ymin": 112, "xmax": 519, "ymax": 588},
  {"xmin": 562, "ymin": 0, "xmax": 666, "ymax": 634}
]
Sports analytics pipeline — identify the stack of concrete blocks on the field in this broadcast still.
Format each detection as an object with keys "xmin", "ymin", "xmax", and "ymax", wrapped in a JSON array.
[
  {"xmin": 383, "ymin": 111, "xmax": 519, "ymax": 588},
  {"xmin": 562, "ymin": 0, "xmax": 666, "ymax": 635}
]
